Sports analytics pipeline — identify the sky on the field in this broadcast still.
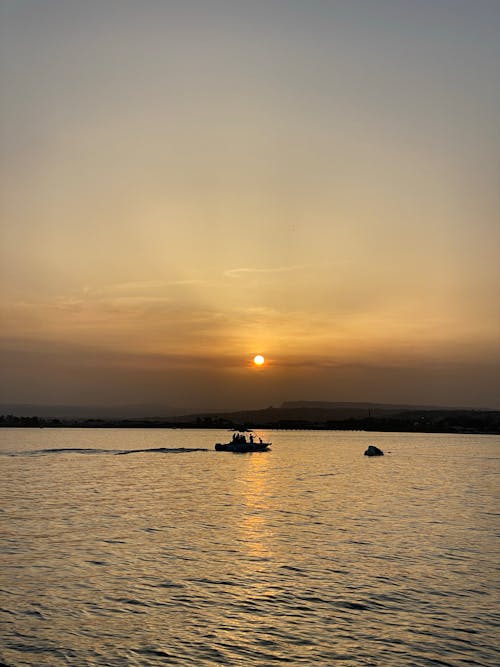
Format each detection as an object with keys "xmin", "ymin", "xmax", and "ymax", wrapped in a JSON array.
[{"xmin": 1, "ymin": 0, "xmax": 499, "ymax": 411}]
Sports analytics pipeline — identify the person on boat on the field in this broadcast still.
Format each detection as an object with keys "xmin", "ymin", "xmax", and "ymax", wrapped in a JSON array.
[{"xmin": 249, "ymin": 434, "xmax": 254, "ymax": 443}]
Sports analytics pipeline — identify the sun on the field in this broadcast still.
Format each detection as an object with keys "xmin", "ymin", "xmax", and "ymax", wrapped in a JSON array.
[{"xmin": 253, "ymin": 354, "xmax": 265, "ymax": 366}]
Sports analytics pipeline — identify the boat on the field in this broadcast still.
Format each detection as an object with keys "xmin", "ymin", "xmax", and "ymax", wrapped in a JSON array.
[{"xmin": 215, "ymin": 430, "xmax": 271, "ymax": 453}]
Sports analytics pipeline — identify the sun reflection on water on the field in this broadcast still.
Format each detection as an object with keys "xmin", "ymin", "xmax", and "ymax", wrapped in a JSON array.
[{"xmin": 236, "ymin": 451, "xmax": 274, "ymax": 563}]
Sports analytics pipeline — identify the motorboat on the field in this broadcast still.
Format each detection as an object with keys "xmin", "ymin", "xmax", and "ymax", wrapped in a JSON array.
[{"xmin": 215, "ymin": 430, "xmax": 271, "ymax": 452}]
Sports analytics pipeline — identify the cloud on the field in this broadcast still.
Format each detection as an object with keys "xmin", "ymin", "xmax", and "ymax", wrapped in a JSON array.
[
  {"xmin": 0, "ymin": 336, "xmax": 245, "ymax": 373},
  {"xmin": 167, "ymin": 279, "xmax": 205, "ymax": 286},
  {"xmin": 106, "ymin": 280, "xmax": 166, "ymax": 292},
  {"xmin": 224, "ymin": 264, "xmax": 309, "ymax": 278},
  {"xmin": 84, "ymin": 279, "xmax": 205, "ymax": 296}
]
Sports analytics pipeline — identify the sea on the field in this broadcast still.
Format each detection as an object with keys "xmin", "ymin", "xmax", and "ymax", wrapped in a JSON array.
[{"xmin": 0, "ymin": 428, "xmax": 498, "ymax": 666}]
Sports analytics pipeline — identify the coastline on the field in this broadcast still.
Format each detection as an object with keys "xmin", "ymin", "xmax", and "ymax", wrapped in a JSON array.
[{"xmin": 1, "ymin": 410, "xmax": 499, "ymax": 435}]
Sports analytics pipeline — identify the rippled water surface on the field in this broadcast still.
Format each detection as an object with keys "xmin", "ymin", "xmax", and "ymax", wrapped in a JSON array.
[{"xmin": 1, "ymin": 428, "xmax": 499, "ymax": 666}]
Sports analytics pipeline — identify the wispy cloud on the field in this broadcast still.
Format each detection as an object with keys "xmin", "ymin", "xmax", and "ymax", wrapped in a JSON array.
[
  {"xmin": 88, "ymin": 281, "xmax": 165, "ymax": 295},
  {"xmin": 83, "ymin": 279, "xmax": 204, "ymax": 297},
  {"xmin": 167, "ymin": 279, "xmax": 205, "ymax": 286},
  {"xmin": 224, "ymin": 265, "xmax": 309, "ymax": 278}
]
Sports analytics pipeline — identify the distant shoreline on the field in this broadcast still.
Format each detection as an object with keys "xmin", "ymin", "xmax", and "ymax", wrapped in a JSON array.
[{"xmin": 1, "ymin": 411, "xmax": 499, "ymax": 436}]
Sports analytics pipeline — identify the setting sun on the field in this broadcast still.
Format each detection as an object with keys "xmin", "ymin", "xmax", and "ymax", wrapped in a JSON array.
[{"xmin": 253, "ymin": 355, "xmax": 265, "ymax": 366}]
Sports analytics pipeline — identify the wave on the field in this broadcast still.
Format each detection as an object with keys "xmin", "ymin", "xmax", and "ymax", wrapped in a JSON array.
[{"xmin": 1, "ymin": 446, "xmax": 209, "ymax": 457}]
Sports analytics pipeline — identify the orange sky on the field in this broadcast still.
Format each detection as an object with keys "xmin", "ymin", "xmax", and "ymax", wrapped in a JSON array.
[{"xmin": 1, "ymin": 1, "xmax": 499, "ymax": 410}]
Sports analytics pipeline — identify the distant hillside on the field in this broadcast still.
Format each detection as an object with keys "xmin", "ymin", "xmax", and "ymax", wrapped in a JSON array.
[
  {"xmin": 280, "ymin": 400, "xmax": 460, "ymax": 411},
  {"xmin": 0, "ymin": 399, "xmax": 485, "ymax": 422},
  {"xmin": 168, "ymin": 401, "xmax": 488, "ymax": 426},
  {"xmin": 165, "ymin": 403, "xmax": 499, "ymax": 434},
  {"xmin": 1, "ymin": 402, "xmax": 498, "ymax": 434},
  {"xmin": 170, "ymin": 405, "xmax": 381, "ymax": 424}
]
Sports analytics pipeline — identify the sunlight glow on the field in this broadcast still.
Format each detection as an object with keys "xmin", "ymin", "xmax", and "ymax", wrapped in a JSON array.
[{"xmin": 253, "ymin": 355, "xmax": 265, "ymax": 366}]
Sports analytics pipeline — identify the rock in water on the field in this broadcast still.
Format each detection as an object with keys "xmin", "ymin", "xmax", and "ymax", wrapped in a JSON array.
[{"xmin": 364, "ymin": 445, "xmax": 384, "ymax": 456}]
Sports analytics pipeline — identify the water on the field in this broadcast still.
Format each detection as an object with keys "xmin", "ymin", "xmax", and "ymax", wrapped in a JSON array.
[{"xmin": 1, "ymin": 428, "xmax": 498, "ymax": 666}]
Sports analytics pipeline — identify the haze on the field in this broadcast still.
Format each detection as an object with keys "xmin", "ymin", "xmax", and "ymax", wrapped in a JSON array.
[{"xmin": 1, "ymin": 1, "xmax": 499, "ymax": 411}]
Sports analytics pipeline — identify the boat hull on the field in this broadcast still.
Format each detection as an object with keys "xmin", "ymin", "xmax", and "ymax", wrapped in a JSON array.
[{"xmin": 215, "ymin": 442, "xmax": 271, "ymax": 452}]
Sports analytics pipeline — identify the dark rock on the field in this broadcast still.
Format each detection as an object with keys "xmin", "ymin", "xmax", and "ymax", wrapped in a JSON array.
[{"xmin": 364, "ymin": 445, "xmax": 384, "ymax": 456}]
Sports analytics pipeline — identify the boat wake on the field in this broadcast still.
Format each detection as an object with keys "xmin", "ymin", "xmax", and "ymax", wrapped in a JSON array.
[{"xmin": 1, "ymin": 446, "xmax": 209, "ymax": 457}]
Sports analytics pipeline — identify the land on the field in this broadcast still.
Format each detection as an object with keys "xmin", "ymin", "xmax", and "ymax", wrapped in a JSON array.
[{"xmin": 1, "ymin": 401, "xmax": 499, "ymax": 434}]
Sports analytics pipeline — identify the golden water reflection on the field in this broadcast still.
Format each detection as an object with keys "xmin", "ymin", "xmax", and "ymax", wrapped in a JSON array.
[{"xmin": 236, "ymin": 450, "xmax": 275, "ymax": 563}]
